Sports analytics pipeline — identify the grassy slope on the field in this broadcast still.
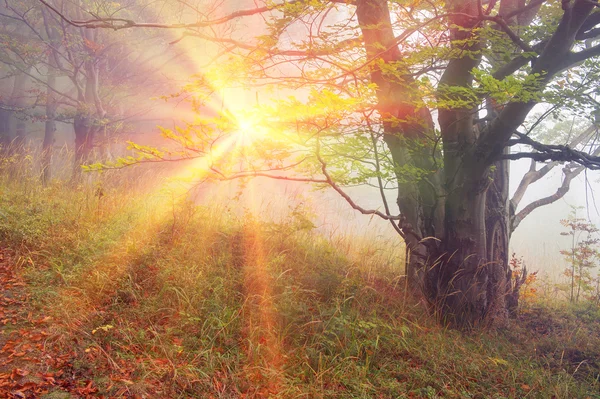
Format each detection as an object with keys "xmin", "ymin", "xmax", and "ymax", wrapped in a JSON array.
[{"xmin": 0, "ymin": 174, "xmax": 599, "ymax": 399}]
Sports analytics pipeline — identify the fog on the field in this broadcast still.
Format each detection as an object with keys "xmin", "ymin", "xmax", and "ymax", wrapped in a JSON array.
[
  {"xmin": 2, "ymin": 0, "xmax": 599, "ymax": 285},
  {"xmin": 184, "ymin": 153, "xmax": 600, "ymax": 284},
  {"xmin": 510, "ymin": 160, "xmax": 600, "ymax": 278}
]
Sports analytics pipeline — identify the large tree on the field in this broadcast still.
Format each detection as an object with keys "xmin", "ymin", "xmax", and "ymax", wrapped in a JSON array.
[{"xmin": 42, "ymin": 0, "xmax": 600, "ymax": 327}]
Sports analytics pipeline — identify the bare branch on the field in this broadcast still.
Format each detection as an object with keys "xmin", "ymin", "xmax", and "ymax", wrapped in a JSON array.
[
  {"xmin": 562, "ymin": 43, "xmax": 600, "ymax": 69},
  {"xmin": 169, "ymin": 30, "xmax": 361, "ymax": 58},
  {"xmin": 485, "ymin": 14, "xmax": 536, "ymax": 53},
  {"xmin": 212, "ymin": 171, "xmax": 329, "ymax": 184},
  {"xmin": 512, "ymin": 165, "xmax": 584, "ymax": 231},
  {"xmin": 364, "ymin": 113, "xmax": 405, "ymax": 237},
  {"xmin": 37, "ymin": 0, "xmax": 295, "ymax": 30},
  {"xmin": 510, "ymin": 125, "xmax": 596, "ymax": 210},
  {"xmin": 510, "ymin": 161, "xmax": 558, "ymax": 211},
  {"xmin": 504, "ymin": 131, "xmax": 600, "ymax": 169},
  {"xmin": 314, "ymin": 140, "xmax": 403, "ymax": 222}
]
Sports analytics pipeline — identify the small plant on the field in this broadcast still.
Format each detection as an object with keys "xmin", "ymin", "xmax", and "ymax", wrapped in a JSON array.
[
  {"xmin": 592, "ymin": 276, "xmax": 600, "ymax": 305},
  {"xmin": 560, "ymin": 209, "xmax": 600, "ymax": 303},
  {"xmin": 509, "ymin": 253, "xmax": 538, "ymax": 303}
]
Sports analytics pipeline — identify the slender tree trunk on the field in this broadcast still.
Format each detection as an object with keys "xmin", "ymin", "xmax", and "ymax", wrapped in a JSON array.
[
  {"xmin": 42, "ymin": 62, "xmax": 57, "ymax": 185},
  {"xmin": 10, "ymin": 73, "xmax": 29, "ymax": 153},
  {"xmin": 576, "ymin": 266, "xmax": 582, "ymax": 303},
  {"xmin": 72, "ymin": 51, "xmax": 104, "ymax": 181},
  {"xmin": 571, "ymin": 234, "xmax": 576, "ymax": 302},
  {"xmin": 0, "ymin": 106, "xmax": 10, "ymax": 153},
  {"xmin": 73, "ymin": 110, "xmax": 94, "ymax": 180},
  {"xmin": 41, "ymin": 6, "xmax": 62, "ymax": 185},
  {"xmin": 0, "ymin": 73, "xmax": 29, "ymax": 156},
  {"xmin": 42, "ymin": 115, "xmax": 56, "ymax": 184}
]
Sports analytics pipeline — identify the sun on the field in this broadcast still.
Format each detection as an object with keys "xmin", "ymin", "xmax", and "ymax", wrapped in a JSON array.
[
  {"xmin": 238, "ymin": 118, "xmax": 260, "ymax": 137},
  {"xmin": 235, "ymin": 114, "xmax": 268, "ymax": 147}
]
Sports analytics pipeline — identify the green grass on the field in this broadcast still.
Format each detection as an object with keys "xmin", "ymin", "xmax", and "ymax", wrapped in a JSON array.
[{"xmin": 0, "ymin": 167, "xmax": 599, "ymax": 398}]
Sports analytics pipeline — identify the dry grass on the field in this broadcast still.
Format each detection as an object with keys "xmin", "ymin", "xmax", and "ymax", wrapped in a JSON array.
[{"xmin": 0, "ymin": 155, "xmax": 599, "ymax": 398}]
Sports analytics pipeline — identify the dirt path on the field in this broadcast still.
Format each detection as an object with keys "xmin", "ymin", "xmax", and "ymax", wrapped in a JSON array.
[{"xmin": 0, "ymin": 250, "xmax": 96, "ymax": 399}]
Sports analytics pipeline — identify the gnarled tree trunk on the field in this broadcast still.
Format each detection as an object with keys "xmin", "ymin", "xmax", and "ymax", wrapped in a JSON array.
[{"xmin": 354, "ymin": 0, "xmax": 597, "ymax": 327}]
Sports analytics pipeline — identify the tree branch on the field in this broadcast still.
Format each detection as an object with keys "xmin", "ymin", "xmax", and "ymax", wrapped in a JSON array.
[
  {"xmin": 169, "ymin": 30, "xmax": 361, "ymax": 58},
  {"xmin": 504, "ymin": 131, "xmax": 600, "ymax": 169},
  {"xmin": 365, "ymin": 114, "xmax": 405, "ymax": 238},
  {"xmin": 484, "ymin": 14, "xmax": 536, "ymax": 53},
  {"xmin": 315, "ymin": 140, "xmax": 403, "ymax": 222},
  {"xmin": 211, "ymin": 170, "xmax": 329, "ymax": 184},
  {"xmin": 576, "ymin": 10, "xmax": 600, "ymax": 39},
  {"xmin": 510, "ymin": 160, "xmax": 558, "ymax": 211},
  {"xmin": 37, "ymin": 0, "xmax": 295, "ymax": 30},
  {"xmin": 562, "ymin": 43, "xmax": 600, "ymax": 69},
  {"xmin": 512, "ymin": 165, "xmax": 583, "ymax": 231},
  {"xmin": 492, "ymin": 39, "xmax": 548, "ymax": 80},
  {"xmin": 510, "ymin": 124, "xmax": 596, "ymax": 211}
]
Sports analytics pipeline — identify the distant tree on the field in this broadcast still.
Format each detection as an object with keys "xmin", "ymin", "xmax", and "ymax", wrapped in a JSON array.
[
  {"xmin": 42, "ymin": 0, "xmax": 600, "ymax": 326},
  {"xmin": 0, "ymin": 9, "xmax": 38, "ymax": 154},
  {"xmin": 560, "ymin": 209, "xmax": 600, "ymax": 303},
  {"xmin": 0, "ymin": 0, "xmax": 179, "ymax": 181}
]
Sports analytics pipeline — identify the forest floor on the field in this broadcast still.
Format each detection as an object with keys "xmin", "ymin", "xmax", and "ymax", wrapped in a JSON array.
[
  {"xmin": 0, "ymin": 249, "xmax": 91, "ymax": 398},
  {"xmin": 0, "ymin": 246, "xmax": 109, "ymax": 398},
  {"xmin": 0, "ymin": 177, "xmax": 600, "ymax": 398}
]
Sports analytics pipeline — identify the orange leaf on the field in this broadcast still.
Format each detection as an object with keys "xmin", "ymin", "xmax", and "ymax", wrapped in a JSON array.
[{"xmin": 10, "ymin": 368, "xmax": 30, "ymax": 379}]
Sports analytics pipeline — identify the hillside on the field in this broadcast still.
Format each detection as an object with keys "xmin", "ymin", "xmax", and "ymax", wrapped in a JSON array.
[{"xmin": 0, "ymin": 173, "xmax": 598, "ymax": 399}]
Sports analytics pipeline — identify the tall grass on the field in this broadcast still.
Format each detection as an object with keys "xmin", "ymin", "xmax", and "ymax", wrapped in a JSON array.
[{"xmin": 0, "ymin": 152, "xmax": 598, "ymax": 398}]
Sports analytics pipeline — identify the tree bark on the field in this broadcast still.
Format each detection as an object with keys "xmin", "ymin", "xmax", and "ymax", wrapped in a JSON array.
[
  {"xmin": 355, "ymin": 0, "xmax": 443, "ymax": 295},
  {"xmin": 71, "ymin": 26, "xmax": 106, "ymax": 181},
  {"xmin": 433, "ymin": 0, "xmax": 506, "ymax": 327},
  {"xmin": 485, "ymin": 155, "xmax": 512, "ymax": 322},
  {"xmin": 41, "ymin": 5, "xmax": 61, "ymax": 185}
]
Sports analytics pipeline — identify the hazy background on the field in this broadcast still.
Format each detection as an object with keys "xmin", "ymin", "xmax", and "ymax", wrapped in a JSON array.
[
  {"xmin": 5, "ymin": 0, "xmax": 598, "ymax": 286},
  {"xmin": 185, "ymin": 154, "xmax": 600, "ymax": 283}
]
